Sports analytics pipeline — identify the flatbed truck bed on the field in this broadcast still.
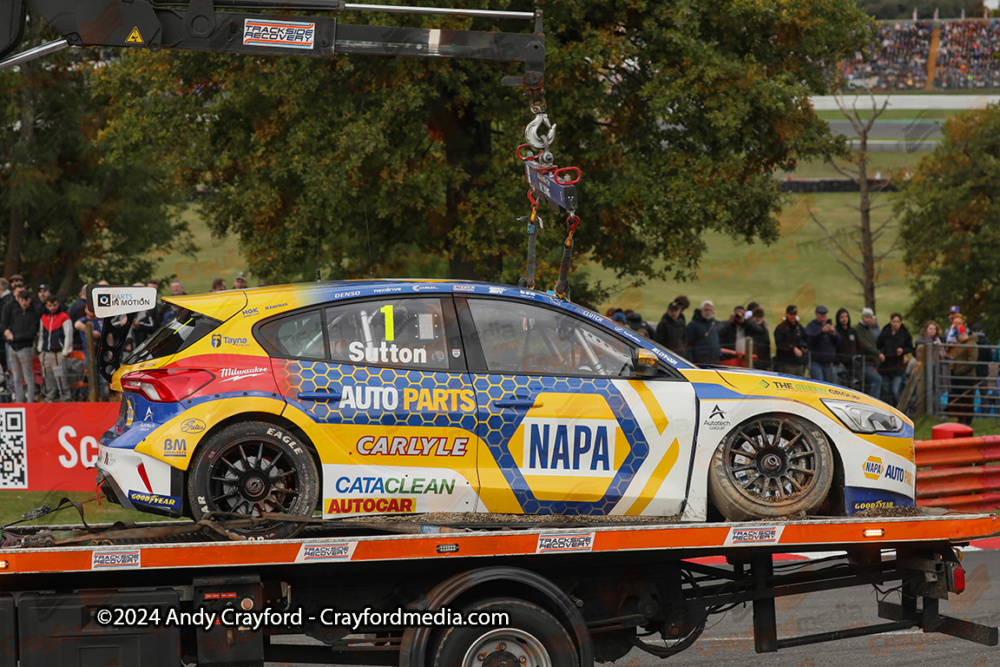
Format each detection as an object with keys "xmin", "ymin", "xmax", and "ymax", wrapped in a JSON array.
[{"xmin": 0, "ymin": 511, "xmax": 998, "ymax": 666}]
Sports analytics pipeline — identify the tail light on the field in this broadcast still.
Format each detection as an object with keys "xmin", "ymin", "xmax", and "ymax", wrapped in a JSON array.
[
  {"xmin": 120, "ymin": 369, "xmax": 215, "ymax": 402},
  {"xmin": 947, "ymin": 562, "xmax": 966, "ymax": 594}
]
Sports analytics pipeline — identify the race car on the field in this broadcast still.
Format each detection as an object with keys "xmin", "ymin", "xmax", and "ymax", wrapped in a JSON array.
[{"xmin": 95, "ymin": 280, "xmax": 915, "ymax": 538}]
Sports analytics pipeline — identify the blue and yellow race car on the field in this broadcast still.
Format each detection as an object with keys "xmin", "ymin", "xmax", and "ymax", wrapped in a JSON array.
[{"xmin": 96, "ymin": 280, "xmax": 915, "ymax": 538}]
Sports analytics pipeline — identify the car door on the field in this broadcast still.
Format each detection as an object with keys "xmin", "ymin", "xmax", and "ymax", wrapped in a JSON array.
[
  {"xmin": 457, "ymin": 295, "xmax": 697, "ymax": 516},
  {"xmin": 258, "ymin": 294, "xmax": 480, "ymax": 518}
]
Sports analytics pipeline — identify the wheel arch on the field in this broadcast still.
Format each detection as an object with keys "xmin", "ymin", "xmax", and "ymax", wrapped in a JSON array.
[{"xmin": 399, "ymin": 566, "xmax": 593, "ymax": 667}]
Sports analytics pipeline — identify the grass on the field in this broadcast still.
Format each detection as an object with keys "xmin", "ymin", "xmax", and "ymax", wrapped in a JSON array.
[
  {"xmin": 912, "ymin": 414, "xmax": 1000, "ymax": 441},
  {"xmin": 815, "ymin": 108, "xmax": 963, "ymax": 121},
  {"xmin": 153, "ymin": 205, "xmax": 249, "ymax": 295},
  {"xmin": 779, "ymin": 152, "xmax": 925, "ymax": 179},
  {"xmin": 1, "ymin": 491, "xmax": 174, "ymax": 527}
]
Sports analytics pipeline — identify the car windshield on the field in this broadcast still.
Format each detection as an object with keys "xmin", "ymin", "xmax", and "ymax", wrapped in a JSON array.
[{"xmin": 124, "ymin": 308, "xmax": 222, "ymax": 364}]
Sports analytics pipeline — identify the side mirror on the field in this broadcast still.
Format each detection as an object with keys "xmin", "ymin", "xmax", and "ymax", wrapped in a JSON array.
[{"xmin": 633, "ymin": 349, "xmax": 659, "ymax": 377}]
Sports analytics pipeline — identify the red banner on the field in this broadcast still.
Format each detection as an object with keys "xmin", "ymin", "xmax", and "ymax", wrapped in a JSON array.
[{"xmin": 0, "ymin": 403, "xmax": 119, "ymax": 492}]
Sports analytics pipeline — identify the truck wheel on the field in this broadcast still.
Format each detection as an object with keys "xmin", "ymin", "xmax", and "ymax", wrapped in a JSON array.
[
  {"xmin": 187, "ymin": 421, "xmax": 319, "ymax": 539},
  {"xmin": 431, "ymin": 598, "xmax": 578, "ymax": 667},
  {"xmin": 708, "ymin": 414, "xmax": 833, "ymax": 521}
]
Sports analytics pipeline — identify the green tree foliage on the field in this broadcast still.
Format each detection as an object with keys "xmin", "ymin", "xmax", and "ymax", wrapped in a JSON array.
[
  {"xmin": 94, "ymin": 0, "xmax": 871, "ymax": 294},
  {"xmin": 0, "ymin": 13, "xmax": 191, "ymax": 299},
  {"xmin": 896, "ymin": 106, "xmax": 1000, "ymax": 336}
]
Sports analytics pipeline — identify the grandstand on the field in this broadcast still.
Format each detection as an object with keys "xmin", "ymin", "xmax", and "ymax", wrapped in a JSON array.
[{"xmin": 841, "ymin": 19, "xmax": 1000, "ymax": 91}]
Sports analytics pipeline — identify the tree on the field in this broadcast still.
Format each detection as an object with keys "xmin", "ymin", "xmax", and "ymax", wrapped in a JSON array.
[
  {"xmin": 93, "ymin": 0, "xmax": 873, "ymax": 295},
  {"xmin": 0, "ymin": 11, "xmax": 192, "ymax": 299},
  {"xmin": 896, "ymin": 105, "xmax": 1000, "ymax": 336},
  {"xmin": 808, "ymin": 90, "xmax": 900, "ymax": 312}
]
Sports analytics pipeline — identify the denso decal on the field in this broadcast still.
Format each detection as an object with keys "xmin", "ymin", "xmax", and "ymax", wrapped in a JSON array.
[
  {"xmin": 219, "ymin": 366, "xmax": 269, "ymax": 383},
  {"xmin": 520, "ymin": 418, "xmax": 616, "ymax": 477},
  {"xmin": 243, "ymin": 19, "xmax": 315, "ymax": 49},
  {"xmin": 348, "ymin": 342, "xmax": 427, "ymax": 364},
  {"xmin": 92, "ymin": 550, "xmax": 141, "ymax": 569},
  {"xmin": 163, "ymin": 438, "xmax": 187, "ymax": 457},
  {"xmin": 536, "ymin": 533, "xmax": 595, "ymax": 553},
  {"xmin": 128, "ymin": 490, "xmax": 181, "ymax": 509},
  {"xmin": 334, "ymin": 476, "xmax": 456, "ymax": 495},
  {"xmin": 356, "ymin": 435, "xmax": 468, "ymax": 457},
  {"xmin": 327, "ymin": 497, "xmax": 415, "ymax": 514},
  {"xmin": 295, "ymin": 542, "xmax": 356, "ymax": 562},
  {"xmin": 333, "ymin": 291, "xmax": 362, "ymax": 299},
  {"xmin": 725, "ymin": 526, "xmax": 784, "ymax": 545}
]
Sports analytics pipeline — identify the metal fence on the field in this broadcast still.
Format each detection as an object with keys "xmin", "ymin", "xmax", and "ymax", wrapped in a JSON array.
[{"xmin": 899, "ymin": 342, "xmax": 1000, "ymax": 421}]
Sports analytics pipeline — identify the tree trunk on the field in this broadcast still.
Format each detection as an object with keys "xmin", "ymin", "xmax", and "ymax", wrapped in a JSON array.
[{"xmin": 857, "ymin": 131, "xmax": 876, "ymax": 312}]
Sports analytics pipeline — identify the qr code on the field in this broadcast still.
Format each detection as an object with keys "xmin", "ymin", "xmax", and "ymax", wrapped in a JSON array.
[{"xmin": 0, "ymin": 408, "xmax": 27, "ymax": 489}]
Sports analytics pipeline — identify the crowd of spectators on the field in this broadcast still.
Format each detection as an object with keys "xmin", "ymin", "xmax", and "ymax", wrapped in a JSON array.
[
  {"xmin": 0, "ymin": 272, "xmax": 248, "ymax": 403},
  {"xmin": 839, "ymin": 19, "xmax": 1000, "ymax": 91},
  {"xmin": 842, "ymin": 22, "xmax": 932, "ymax": 90},
  {"xmin": 933, "ymin": 20, "xmax": 1000, "ymax": 89},
  {"xmin": 607, "ymin": 298, "xmax": 999, "ymax": 419}
]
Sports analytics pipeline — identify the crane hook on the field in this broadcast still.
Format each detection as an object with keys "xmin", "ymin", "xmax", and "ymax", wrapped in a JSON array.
[{"xmin": 525, "ymin": 113, "xmax": 556, "ymax": 151}]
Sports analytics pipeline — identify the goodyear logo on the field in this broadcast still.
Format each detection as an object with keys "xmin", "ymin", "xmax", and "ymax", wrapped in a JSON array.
[
  {"xmin": 536, "ymin": 533, "xmax": 595, "ymax": 553},
  {"xmin": 863, "ymin": 456, "xmax": 883, "ymax": 480},
  {"xmin": 521, "ymin": 419, "xmax": 616, "ymax": 477},
  {"xmin": 92, "ymin": 550, "xmax": 140, "ymax": 569},
  {"xmin": 128, "ymin": 491, "xmax": 180, "ymax": 509},
  {"xmin": 854, "ymin": 500, "xmax": 897, "ymax": 511}
]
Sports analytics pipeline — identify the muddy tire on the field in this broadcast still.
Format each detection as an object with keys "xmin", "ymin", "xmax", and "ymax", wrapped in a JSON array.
[
  {"xmin": 708, "ymin": 414, "xmax": 834, "ymax": 521},
  {"xmin": 188, "ymin": 421, "xmax": 319, "ymax": 539}
]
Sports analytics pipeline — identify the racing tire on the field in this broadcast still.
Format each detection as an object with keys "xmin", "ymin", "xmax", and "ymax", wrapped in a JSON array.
[
  {"xmin": 708, "ymin": 414, "xmax": 834, "ymax": 522},
  {"xmin": 187, "ymin": 421, "xmax": 319, "ymax": 539},
  {"xmin": 431, "ymin": 598, "xmax": 578, "ymax": 667}
]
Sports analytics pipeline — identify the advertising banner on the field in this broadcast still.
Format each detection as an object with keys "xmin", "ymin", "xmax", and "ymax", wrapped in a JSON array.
[{"xmin": 0, "ymin": 403, "xmax": 119, "ymax": 492}]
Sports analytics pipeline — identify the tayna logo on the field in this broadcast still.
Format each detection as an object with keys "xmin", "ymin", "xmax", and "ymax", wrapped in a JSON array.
[{"xmin": 212, "ymin": 334, "xmax": 222, "ymax": 348}]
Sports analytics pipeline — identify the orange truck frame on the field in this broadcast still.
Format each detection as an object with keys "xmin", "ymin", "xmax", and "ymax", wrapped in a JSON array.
[{"xmin": 0, "ymin": 513, "xmax": 997, "ymax": 665}]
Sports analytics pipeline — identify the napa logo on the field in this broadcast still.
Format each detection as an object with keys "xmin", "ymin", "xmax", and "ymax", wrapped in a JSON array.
[
  {"xmin": 863, "ymin": 456, "xmax": 883, "ymax": 480},
  {"xmin": 519, "ymin": 418, "xmax": 618, "ymax": 477}
]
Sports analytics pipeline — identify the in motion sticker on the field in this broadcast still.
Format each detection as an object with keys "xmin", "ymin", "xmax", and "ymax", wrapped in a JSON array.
[{"xmin": 243, "ymin": 19, "xmax": 316, "ymax": 50}]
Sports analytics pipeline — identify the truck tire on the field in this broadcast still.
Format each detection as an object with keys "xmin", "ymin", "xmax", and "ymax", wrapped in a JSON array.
[
  {"xmin": 708, "ymin": 414, "xmax": 834, "ymax": 521},
  {"xmin": 187, "ymin": 421, "xmax": 319, "ymax": 539},
  {"xmin": 431, "ymin": 598, "xmax": 578, "ymax": 667}
]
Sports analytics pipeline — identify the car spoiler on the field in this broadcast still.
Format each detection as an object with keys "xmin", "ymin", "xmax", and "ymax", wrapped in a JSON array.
[{"xmin": 85, "ymin": 285, "xmax": 159, "ymax": 383}]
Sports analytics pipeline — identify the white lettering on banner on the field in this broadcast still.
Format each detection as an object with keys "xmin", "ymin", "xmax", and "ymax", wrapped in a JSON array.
[
  {"xmin": 520, "ymin": 418, "xmax": 617, "ymax": 477},
  {"xmin": 58, "ymin": 426, "xmax": 99, "ymax": 469},
  {"xmin": 348, "ymin": 342, "xmax": 428, "ymax": 365}
]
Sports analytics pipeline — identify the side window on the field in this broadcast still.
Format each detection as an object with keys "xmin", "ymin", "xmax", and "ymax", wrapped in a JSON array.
[
  {"xmin": 256, "ymin": 310, "xmax": 325, "ymax": 360},
  {"xmin": 326, "ymin": 297, "xmax": 454, "ymax": 371},
  {"xmin": 467, "ymin": 299, "xmax": 633, "ymax": 377}
]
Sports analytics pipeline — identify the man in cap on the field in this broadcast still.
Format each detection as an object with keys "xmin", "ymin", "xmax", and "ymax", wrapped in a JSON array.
[
  {"xmin": 655, "ymin": 299, "xmax": 688, "ymax": 356},
  {"xmin": 234, "ymin": 273, "xmax": 248, "ymax": 290},
  {"xmin": 773, "ymin": 305, "xmax": 807, "ymax": 376},
  {"xmin": 854, "ymin": 308, "xmax": 884, "ymax": 399},
  {"xmin": 805, "ymin": 305, "xmax": 840, "ymax": 383}
]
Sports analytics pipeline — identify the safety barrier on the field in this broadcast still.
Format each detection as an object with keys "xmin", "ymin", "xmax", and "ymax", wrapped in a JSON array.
[{"xmin": 915, "ymin": 436, "xmax": 1000, "ymax": 513}]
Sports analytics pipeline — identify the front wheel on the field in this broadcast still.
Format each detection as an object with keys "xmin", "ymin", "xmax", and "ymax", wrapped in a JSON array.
[
  {"xmin": 431, "ymin": 598, "xmax": 578, "ymax": 667},
  {"xmin": 708, "ymin": 414, "xmax": 834, "ymax": 521},
  {"xmin": 187, "ymin": 421, "xmax": 319, "ymax": 539}
]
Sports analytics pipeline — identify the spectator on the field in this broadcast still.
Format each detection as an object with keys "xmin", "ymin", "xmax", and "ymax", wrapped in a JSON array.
[
  {"xmin": 878, "ymin": 312, "xmax": 914, "ymax": 407},
  {"xmin": 833, "ymin": 308, "xmax": 858, "ymax": 387},
  {"xmin": 806, "ymin": 305, "xmax": 840, "ymax": 383},
  {"xmin": 946, "ymin": 313, "xmax": 965, "ymax": 344},
  {"xmin": 37, "ymin": 295, "xmax": 72, "ymax": 402},
  {"xmin": 913, "ymin": 321, "xmax": 947, "ymax": 414},
  {"xmin": 949, "ymin": 326, "xmax": 978, "ymax": 426},
  {"xmin": 37, "ymin": 284, "xmax": 52, "ymax": 304},
  {"xmin": 773, "ymin": 305, "xmax": 807, "ymax": 376},
  {"xmin": 1, "ymin": 274, "xmax": 25, "ymax": 336},
  {"xmin": 0, "ymin": 278, "xmax": 10, "ymax": 373},
  {"xmin": 655, "ymin": 298, "xmax": 689, "ymax": 357},
  {"xmin": 128, "ymin": 282, "xmax": 158, "ymax": 350},
  {"xmin": 5, "ymin": 289, "xmax": 40, "ymax": 403},
  {"xmin": 211, "ymin": 278, "xmax": 227, "ymax": 292},
  {"xmin": 972, "ymin": 323, "xmax": 993, "ymax": 414},
  {"xmin": 718, "ymin": 305, "xmax": 747, "ymax": 354},
  {"xmin": 842, "ymin": 21, "xmax": 932, "ymax": 90},
  {"xmin": 685, "ymin": 301, "xmax": 721, "ymax": 366},
  {"xmin": 748, "ymin": 306, "xmax": 771, "ymax": 371},
  {"xmin": 74, "ymin": 305, "xmax": 108, "ymax": 401},
  {"xmin": 170, "ymin": 280, "xmax": 185, "ymax": 297},
  {"xmin": 625, "ymin": 310, "xmax": 654, "ymax": 338},
  {"xmin": 855, "ymin": 308, "xmax": 884, "ymax": 399},
  {"xmin": 234, "ymin": 273, "xmax": 248, "ymax": 290},
  {"xmin": 68, "ymin": 285, "xmax": 88, "ymax": 350},
  {"xmin": 146, "ymin": 281, "xmax": 166, "ymax": 328},
  {"xmin": 934, "ymin": 20, "xmax": 1000, "ymax": 90}
]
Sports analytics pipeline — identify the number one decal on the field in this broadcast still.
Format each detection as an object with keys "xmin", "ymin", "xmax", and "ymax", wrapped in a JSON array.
[{"xmin": 381, "ymin": 304, "xmax": 395, "ymax": 341}]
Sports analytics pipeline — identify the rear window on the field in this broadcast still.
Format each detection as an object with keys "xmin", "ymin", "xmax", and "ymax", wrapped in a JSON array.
[{"xmin": 124, "ymin": 309, "xmax": 222, "ymax": 364}]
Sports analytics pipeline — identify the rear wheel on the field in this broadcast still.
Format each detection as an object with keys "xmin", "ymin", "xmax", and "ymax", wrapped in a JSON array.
[
  {"xmin": 187, "ymin": 421, "xmax": 319, "ymax": 539},
  {"xmin": 708, "ymin": 414, "xmax": 834, "ymax": 521},
  {"xmin": 431, "ymin": 598, "xmax": 578, "ymax": 667}
]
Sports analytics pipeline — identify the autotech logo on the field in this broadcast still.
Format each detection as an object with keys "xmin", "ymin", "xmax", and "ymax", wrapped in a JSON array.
[
  {"xmin": 536, "ymin": 533, "xmax": 595, "ymax": 553},
  {"xmin": 863, "ymin": 456, "xmax": 883, "ymax": 480},
  {"xmin": 725, "ymin": 526, "xmax": 784, "ymax": 545}
]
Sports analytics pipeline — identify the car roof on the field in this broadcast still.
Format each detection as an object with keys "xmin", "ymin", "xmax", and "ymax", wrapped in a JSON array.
[{"xmin": 165, "ymin": 279, "xmax": 693, "ymax": 370}]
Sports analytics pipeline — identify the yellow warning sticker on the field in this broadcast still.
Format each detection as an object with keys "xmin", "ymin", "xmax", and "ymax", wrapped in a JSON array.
[{"xmin": 126, "ymin": 27, "xmax": 144, "ymax": 44}]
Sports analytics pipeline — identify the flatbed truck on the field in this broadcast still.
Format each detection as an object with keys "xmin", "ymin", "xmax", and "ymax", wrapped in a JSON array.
[{"xmin": 0, "ymin": 511, "xmax": 997, "ymax": 666}]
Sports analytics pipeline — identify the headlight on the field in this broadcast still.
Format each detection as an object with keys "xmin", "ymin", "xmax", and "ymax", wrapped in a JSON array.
[{"xmin": 822, "ymin": 399, "xmax": 904, "ymax": 434}]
